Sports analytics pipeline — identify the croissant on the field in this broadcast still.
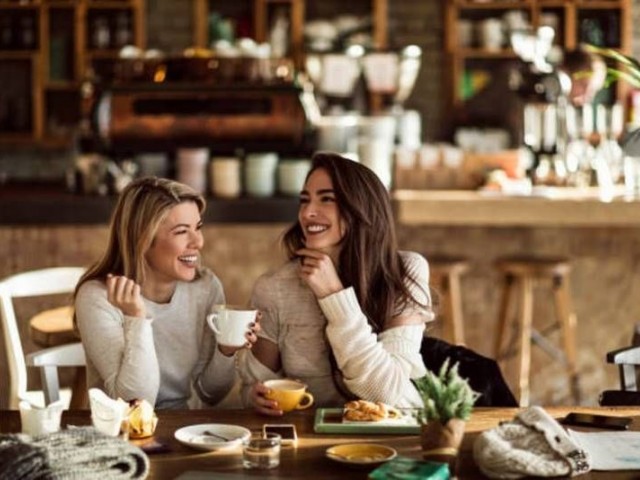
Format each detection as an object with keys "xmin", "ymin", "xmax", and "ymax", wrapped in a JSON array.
[{"xmin": 343, "ymin": 400, "xmax": 400, "ymax": 422}]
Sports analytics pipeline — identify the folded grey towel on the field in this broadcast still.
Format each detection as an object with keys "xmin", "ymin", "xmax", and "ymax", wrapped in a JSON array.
[
  {"xmin": 0, "ymin": 428, "xmax": 149, "ymax": 480},
  {"xmin": 0, "ymin": 435, "xmax": 52, "ymax": 480}
]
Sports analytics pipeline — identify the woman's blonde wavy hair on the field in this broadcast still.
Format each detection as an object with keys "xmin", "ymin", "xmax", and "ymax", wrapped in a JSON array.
[{"xmin": 74, "ymin": 177, "xmax": 205, "ymax": 296}]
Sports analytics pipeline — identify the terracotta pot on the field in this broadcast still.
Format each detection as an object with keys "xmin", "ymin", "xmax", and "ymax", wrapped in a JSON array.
[{"xmin": 421, "ymin": 418, "xmax": 466, "ymax": 458}]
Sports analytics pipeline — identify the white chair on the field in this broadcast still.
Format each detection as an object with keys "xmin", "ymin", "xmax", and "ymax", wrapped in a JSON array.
[{"xmin": 0, "ymin": 267, "xmax": 86, "ymax": 409}]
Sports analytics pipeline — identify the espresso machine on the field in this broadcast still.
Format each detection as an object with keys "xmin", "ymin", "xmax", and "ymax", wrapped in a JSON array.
[{"xmin": 83, "ymin": 52, "xmax": 312, "ymax": 154}]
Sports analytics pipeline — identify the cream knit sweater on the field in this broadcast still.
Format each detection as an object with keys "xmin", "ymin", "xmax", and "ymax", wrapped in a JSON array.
[{"xmin": 239, "ymin": 251, "xmax": 433, "ymax": 408}]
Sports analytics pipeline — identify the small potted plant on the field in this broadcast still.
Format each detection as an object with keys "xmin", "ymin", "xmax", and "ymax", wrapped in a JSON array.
[{"xmin": 413, "ymin": 359, "xmax": 480, "ymax": 459}]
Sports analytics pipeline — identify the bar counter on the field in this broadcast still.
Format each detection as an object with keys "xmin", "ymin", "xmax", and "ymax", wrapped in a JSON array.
[
  {"xmin": 394, "ymin": 187, "xmax": 640, "ymax": 227},
  {"xmin": 3, "ymin": 185, "xmax": 639, "ymax": 227}
]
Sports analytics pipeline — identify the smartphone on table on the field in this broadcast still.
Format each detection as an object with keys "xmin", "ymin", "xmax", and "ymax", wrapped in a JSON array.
[
  {"xmin": 263, "ymin": 424, "xmax": 297, "ymax": 446},
  {"xmin": 561, "ymin": 412, "xmax": 633, "ymax": 430}
]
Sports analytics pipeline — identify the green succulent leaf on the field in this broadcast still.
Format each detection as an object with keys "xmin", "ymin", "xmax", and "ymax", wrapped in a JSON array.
[{"xmin": 413, "ymin": 359, "xmax": 480, "ymax": 425}]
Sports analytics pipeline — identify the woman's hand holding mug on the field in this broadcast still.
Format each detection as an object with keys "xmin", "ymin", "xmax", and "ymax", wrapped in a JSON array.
[
  {"xmin": 206, "ymin": 306, "xmax": 261, "ymax": 356},
  {"xmin": 251, "ymin": 379, "xmax": 314, "ymax": 416}
]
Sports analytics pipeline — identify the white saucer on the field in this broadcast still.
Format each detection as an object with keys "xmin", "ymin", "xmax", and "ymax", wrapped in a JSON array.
[{"xmin": 174, "ymin": 423, "xmax": 251, "ymax": 451}]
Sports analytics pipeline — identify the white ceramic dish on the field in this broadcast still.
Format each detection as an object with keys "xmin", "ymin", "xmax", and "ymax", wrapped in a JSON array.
[
  {"xmin": 174, "ymin": 423, "xmax": 251, "ymax": 451},
  {"xmin": 326, "ymin": 443, "xmax": 397, "ymax": 467}
]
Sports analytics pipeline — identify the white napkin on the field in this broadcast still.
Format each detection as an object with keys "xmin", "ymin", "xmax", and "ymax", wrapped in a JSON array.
[
  {"xmin": 89, "ymin": 388, "xmax": 129, "ymax": 437},
  {"xmin": 19, "ymin": 398, "xmax": 64, "ymax": 436}
]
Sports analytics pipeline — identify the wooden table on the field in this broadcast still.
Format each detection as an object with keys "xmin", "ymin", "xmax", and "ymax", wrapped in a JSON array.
[{"xmin": 1, "ymin": 406, "xmax": 639, "ymax": 479}]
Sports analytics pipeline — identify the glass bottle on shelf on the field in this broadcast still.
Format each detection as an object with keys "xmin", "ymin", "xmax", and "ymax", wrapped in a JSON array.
[
  {"xmin": 93, "ymin": 16, "xmax": 111, "ymax": 49},
  {"xmin": 115, "ymin": 12, "xmax": 132, "ymax": 48},
  {"xmin": 0, "ymin": 17, "xmax": 13, "ymax": 49},
  {"xmin": 20, "ymin": 16, "xmax": 35, "ymax": 50}
]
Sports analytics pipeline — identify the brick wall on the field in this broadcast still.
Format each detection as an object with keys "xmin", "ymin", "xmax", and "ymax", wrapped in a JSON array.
[{"xmin": 389, "ymin": 1, "xmax": 443, "ymax": 141}]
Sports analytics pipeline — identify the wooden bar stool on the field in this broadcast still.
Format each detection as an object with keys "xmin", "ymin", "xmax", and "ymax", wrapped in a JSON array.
[
  {"xmin": 428, "ymin": 256, "xmax": 470, "ymax": 346},
  {"xmin": 29, "ymin": 306, "xmax": 87, "ymax": 409},
  {"xmin": 494, "ymin": 256, "xmax": 580, "ymax": 407}
]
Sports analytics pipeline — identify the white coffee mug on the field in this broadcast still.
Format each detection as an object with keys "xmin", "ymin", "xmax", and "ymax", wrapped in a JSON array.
[{"xmin": 206, "ymin": 306, "xmax": 256, "ymax": 347}]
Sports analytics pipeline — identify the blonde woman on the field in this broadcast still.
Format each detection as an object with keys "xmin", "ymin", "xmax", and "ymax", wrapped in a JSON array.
[{"xmin": 75, "ymin": 177, "xmax": 258, "ymax": 409}]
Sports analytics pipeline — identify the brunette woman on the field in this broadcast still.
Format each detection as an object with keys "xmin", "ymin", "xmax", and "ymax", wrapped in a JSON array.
[{"xmin": 240, "ymin": 153, "xmax": 434, "ymax": 415}]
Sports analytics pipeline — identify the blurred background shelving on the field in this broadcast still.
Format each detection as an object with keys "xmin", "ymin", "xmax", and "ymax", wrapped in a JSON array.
[{"xmin": 0, "ymin": 0, "xmax": 145, "ymax": 148}]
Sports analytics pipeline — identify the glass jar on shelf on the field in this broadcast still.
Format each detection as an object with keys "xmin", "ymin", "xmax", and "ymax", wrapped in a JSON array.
[
  {"xmin": 20, "ymin": 15, "xmax": 35, "ymax": 50},
  {"xmin": 93, "ymin": 16, "xmax": 111, "ymax": 49},
  {"xmin": 0, "ymin": 17, "xmax": 13, "ymax": 49}
]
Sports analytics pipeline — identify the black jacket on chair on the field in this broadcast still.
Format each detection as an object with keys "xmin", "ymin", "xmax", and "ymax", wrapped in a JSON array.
[{"xmin": 420, "ymin": 336, "xmax": 518, "ymax": 407}]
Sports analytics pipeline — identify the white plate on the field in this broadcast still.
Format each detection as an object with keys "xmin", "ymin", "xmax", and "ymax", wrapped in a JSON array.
[{"xmin": 174, "ymin": 423, "xmax": 251, "ymax": 451}]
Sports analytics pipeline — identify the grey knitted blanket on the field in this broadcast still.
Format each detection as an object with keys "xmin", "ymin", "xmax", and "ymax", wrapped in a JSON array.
[{"xmin": 0, "ymin": 427, "xmax": 149, "ymax": 480}]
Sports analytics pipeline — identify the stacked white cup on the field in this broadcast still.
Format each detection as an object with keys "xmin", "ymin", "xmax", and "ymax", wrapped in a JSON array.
[
  {"xmin": 245, "ymin": 152, "xmax": 278, "ymax": 197},
  {"xmin": 176, "ymin": 148, "xmax": 209, "ymax": 193},
  {"xmin": 356, "ymin": 115, "xmax": 397, "ymax": 190},
  {"xmin": 210, "ymin": 157, "xmax": 242, "ymax": 198},
  {"xmin": 278, "ymin": 159, "xmax": 311, "ymax": 196},
  {"xmin": 398, "ymin": 110, "xmax": 422, "ymax": 150}
]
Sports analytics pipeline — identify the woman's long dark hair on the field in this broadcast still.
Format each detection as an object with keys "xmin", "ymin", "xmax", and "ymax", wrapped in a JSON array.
[{"xmin": 283, "ymin": 152, "xmax": 427, "ymax": 333}]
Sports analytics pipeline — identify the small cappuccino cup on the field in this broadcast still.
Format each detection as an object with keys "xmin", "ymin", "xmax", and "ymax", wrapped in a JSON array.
[
  {"xmin": 264, "ymin": 379, "xmax": 314, "ymax": 412},
  {"xmin": 206, "ymin": 305, "xmax": 256, "ymax": 347}
]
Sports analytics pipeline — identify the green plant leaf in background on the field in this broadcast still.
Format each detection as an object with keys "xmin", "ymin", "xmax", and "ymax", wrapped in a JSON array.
[{"xmin": 584, "ymin": 44, "xmax": 640, "ymax": 89}]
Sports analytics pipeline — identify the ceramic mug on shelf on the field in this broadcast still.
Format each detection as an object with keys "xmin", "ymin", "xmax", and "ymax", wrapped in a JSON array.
[
  {"xmin": 206, "ymin": 305, "xmax": 256, "ymax": 347},
  {"xmin": 479, "ymin": 18, "xmax": 504, "ymax": 51},
  {"xmin": 245, "ymin": 152, "xmax": 278, "ymax": 197},
  {"xmin": 210, "ymin": 157, "xmax": 241, "ymax": 198}
]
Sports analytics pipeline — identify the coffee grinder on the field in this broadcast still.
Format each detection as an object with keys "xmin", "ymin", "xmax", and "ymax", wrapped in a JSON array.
[{"xmin": 510, "ymin": 26, "xmax": 571, "ymax": 182}]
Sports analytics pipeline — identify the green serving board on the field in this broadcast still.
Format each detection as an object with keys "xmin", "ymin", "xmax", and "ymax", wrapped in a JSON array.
[{"xmin": 313, "ymin": 408, "xmax": 421, "ymax": 434}]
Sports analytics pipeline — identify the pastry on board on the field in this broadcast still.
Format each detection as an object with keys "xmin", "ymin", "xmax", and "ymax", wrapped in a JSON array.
[
  {"xmin": 343, "ymin": 400, "xmax": 402, "ymax": 422},
  {"xmin": 126, "ymin": 398, "xmax": 158, "ymax": 439}
]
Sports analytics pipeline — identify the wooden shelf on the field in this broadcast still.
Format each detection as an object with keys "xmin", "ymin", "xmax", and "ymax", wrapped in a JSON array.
[
  {"xmin": 0, "ymin": 3, "xmax": 40, "ymax": 10},
  {"xmin": 444, "ymin": 0, "xmax": 633, "ymax": 111},
  {"xmin": 85, "ymin": 50, "xmax": 122, "ymax": 59},
  {"xmin": 86, "ymin": 1, "xmax": 135, "ymax": 8},
  {"xmin": 456, "ymin": 48, "xmax": 519, "ymax": 59},
  {"xmin": 0, "ymin": 0, "xmax": 145, "ymax": 147},
  {"xmin": 46, "ymin": 1, "xmax": 79, "ymax": 7},
  {"xmin": 455, "ymin": 1, "xmax": 533, "ymax": 9},
  {"xmin": 44, "ymin": 81, "xmax": 80, "ymax": 90},
  {"xmin": 0, "ymin": 133, "xmax": 37, "ymax": 144},
  {"xmin": 0, "ymin": 51, "xmax": 37, "ymax": 60},
  {"xmin": 192, "ymin": 0, "xmax": 388, "ymax": 66}
]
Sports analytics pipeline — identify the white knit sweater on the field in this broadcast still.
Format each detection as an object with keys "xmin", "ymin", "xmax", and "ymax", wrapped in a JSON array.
[
  {"xmin": 75, "ymin": 267, "xmax": 236, "ymax": 409},
  {"xmin": 239, "ymin": 251, "xmax": 433, "ymax": 408}
]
